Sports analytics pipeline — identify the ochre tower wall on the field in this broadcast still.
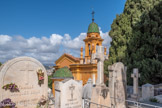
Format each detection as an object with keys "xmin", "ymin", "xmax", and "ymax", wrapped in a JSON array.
[
  {"xmin": 70, "ymin": 64, "xmax": 97, "ymax": 85},
  {"xmin": 84, "ymin": 32, "xmax": 103, "ymax": 64}
]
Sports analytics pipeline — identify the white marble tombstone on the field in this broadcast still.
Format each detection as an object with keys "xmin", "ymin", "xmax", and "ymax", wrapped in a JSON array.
[
  {"xmin": 142, "ymin": 83, "xmax": 154, "ymax": 101},
  {"xmin": 54, "ymin": 79, "xmax": 82, "ymax": 108},
  {"xmin": 0, "ymin": 57, "xmax": 48, "ymax": 108}
]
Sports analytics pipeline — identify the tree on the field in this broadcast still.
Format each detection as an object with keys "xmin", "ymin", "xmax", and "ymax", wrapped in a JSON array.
[
  {"xmin": 48, "ymin": 75, "xmax": 53, "ymax": 89},
  {"xmin": 0, "ymin": 62, "xmax": 2, "ymax": 67},
  {"xmin": 105, "ymin": 0, "xmax": 162, "ymax": 85}
]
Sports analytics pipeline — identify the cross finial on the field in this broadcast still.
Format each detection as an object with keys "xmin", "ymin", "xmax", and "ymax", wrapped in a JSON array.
[{"xmin": 91, "ymin": 10, "xmax": 95, "ymax": 22}]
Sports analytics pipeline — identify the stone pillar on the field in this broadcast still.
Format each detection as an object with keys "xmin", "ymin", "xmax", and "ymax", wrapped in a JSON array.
[
  {"xmin": 80, "ymin": 47, "xmax": 83, "ymax": 64},
  {"xmin": 91, "ymin": 53, "xmax": 96, "ymax": 64},
  {"xmin": 92, "ymin": 73, "xmax": 96, "ymax": 85},
  {"xmin": 131, "ymin": 68, "xmax": 140, "ymax": 100},
  {"xmin": 90, "ymin": 46, "xmax": 110, "ymax": 108},
  {"xmin": 95, "ymin": 46, "xmax": 105, "ymax": 85}
]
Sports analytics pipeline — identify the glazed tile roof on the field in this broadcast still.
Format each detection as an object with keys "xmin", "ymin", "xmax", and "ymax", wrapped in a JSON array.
[
  {"xmin": 87, "ymin": 22, "xmax": 100, "ymax": 33},
  {"xmin": 53, "ymin": 67, "xmax": 73, "ymax": 78}
]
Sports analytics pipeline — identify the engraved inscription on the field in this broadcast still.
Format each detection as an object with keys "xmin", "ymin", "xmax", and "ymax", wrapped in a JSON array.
[
  {"xmin": 0, "ymin": 57, "xmax": 48, "ymax": 108},
  {"xmin": 69, "ymin": 84, "xmax": 75, "ymax": 99},
  {"xmin": 65, "ymin": 98, "xmax": 82, "ymax": 108},
  {"xmin": 20, "ymin": 63, "xmax": 34, "ymax": 85}
]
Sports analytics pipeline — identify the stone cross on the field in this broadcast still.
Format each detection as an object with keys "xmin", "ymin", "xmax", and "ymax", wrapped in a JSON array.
[
  {"xmin": 92, "ymin": 46, "xmax": 107, "ymax": 85},
  {"xmin": 131, "ymin": 68, "xmax": 140, "ymax": 96},
  {"xmin": 69, "ymin": 84, "xmax": 75, "ymax": 99},
  {"xmin": 20, "ymin": 62, "xmax": 34, "ymax": 85}
]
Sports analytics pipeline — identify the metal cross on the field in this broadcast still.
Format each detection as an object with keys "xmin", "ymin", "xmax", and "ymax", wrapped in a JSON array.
[
  {"xmin": 92, "ymin": 10, "xmax": 95, "ymax": 22},
  {"xmin": 69, "ymin": 84, "xmax": 75, "ymax": 99}
]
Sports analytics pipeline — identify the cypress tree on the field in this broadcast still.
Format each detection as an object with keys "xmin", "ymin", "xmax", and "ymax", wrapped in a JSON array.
[{"xmin": 105, "ymin": 0, "xmax": 162, "ymax": 85}]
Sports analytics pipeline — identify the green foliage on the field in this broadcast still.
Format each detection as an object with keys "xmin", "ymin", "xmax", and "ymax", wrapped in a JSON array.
[
  {"xmin": 48, "ymin": 69, "xmax": 55, "ymax": 89},
  {"xmin": 0, "ymin": 62, "xmax": 2, "ymax": 66},
  {"xmin": 48, "ymin": 75, "xmax": 53, "ymax": 89},
  {"xmin": 105, "ymin": 0, "xmax": 162, "ymax": 85},
  {"xmin": 149, "ymin": 98, "xmax": 159, "ymax": 103}
]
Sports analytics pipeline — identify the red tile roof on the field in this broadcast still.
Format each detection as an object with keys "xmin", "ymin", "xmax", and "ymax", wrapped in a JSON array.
[{"xmin": 64, "ymin": 53, "xmax": 80, "ymax": 61}]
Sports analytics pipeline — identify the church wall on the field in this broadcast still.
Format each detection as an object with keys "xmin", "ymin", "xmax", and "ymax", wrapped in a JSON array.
[
  {"xmin": 55, "ymin": 56, "xmax": 78, "ymax": 70},
  {"xmin": 70, "ymin": 64, "xmax": 97, "ymax": 85}
]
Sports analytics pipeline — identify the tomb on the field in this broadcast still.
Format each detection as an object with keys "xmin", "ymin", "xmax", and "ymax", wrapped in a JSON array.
[{"xmin": 0, "ymin": 57, "xmax": 48, "ymax": 108}]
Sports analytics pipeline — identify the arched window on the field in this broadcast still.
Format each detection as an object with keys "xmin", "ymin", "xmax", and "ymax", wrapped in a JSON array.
[
  {"xmin": 96, "ymin": 43, "xmax": 99, "ymax": 52},
  {"xmin": 88, "ymin": 44, "xmax": 91, "ymax": 56}
]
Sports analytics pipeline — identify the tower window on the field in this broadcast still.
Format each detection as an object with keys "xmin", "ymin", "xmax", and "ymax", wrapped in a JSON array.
[{"xmin": 88, "ymin": 44, "xmax": 91, "ymax": 56}]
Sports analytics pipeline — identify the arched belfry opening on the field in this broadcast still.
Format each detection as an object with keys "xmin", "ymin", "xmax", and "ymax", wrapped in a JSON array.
[{"xmin": 88, "ymin": 44, "xmax": 91, "ymax": 56}]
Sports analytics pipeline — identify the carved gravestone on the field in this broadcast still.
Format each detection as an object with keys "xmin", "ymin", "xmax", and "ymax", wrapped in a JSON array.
[
  {"xmin": 54, "ymin": 79, "xmax": 82, "ymax": 108},
  {"xmin": 90, "ymin": 85, "xmax": 110, "ymax": 108},
  {"xmin": 0, "ymin": 57, "xmax": 48, "ymax": 108},
  {"xmin": 108, "ymin": 62, "xmax": 127, "ymax": 108},
  {"xmin": 142, "ymin": 83, "xmax": 154, "ymax": 101}
]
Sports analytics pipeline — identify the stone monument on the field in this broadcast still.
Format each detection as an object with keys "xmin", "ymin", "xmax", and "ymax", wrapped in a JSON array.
[
  {"xmin": 82, "ymin": 78, "xmax": 93, "ymax": 100},
  {"xmin": 90, "ymin": 46, "xmax": 110, "ymax": 108},
  {"xmin": 142, "ymin": 83, "xmax": 154, "ymax": 101},
  {"xmin": 54, "ymin": 79, "xmax": 82, "ymax": 108},
  {"xmin": 0, "ymin": 57, "xmax": 48, "ymax": 108},
  {"xmin": 131, "ymin": 68, "xmax": 140, "ymax": 100},
  {"xmin": 108, "ymin": 62, "xmax": 127, "ymax": 108},
  {"xmin": 92, "ymin": 46, "xmax": 107, "ymax": 85}
]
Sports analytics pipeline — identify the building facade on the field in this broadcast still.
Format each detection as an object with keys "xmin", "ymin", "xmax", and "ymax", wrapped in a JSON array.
[{"xmin": 54, "ymin": 20, "xmax": 107, "ymax": 85}]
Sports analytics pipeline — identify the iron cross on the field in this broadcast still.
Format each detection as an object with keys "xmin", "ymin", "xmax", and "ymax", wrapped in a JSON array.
[{"xmin": 92, "ymin": 10, "xmax": 95, "ymax": 22}]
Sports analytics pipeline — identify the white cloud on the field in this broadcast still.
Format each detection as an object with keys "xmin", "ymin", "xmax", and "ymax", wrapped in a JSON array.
[
  {"xmin": 0, "ymin": 29, "xmax": 111, "ymax": 65},
  {"xmin": 99, "ymin": 27, "xmax": 112, "ymax": 51},
  {"xmin": 62, "ymin": 33, "xmax": 86, "ymax": 50},
  {"xmin": 50, "ymin": 34, "xmax": 63, "ymax": 46},
  {"xmin": 0, "ymin": 35, "xmax": 12, "ymax": 45}
]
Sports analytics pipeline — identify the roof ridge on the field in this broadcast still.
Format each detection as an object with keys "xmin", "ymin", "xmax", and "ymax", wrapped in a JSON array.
[{"xmin": 64, "ymin": 53, "xmax": 80, "ymax": 61}]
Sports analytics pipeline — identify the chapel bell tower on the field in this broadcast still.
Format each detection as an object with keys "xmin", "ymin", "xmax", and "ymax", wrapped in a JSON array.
[{"xmin": 83, "ymin": 11, "xmax": 104, "ymax": 64}]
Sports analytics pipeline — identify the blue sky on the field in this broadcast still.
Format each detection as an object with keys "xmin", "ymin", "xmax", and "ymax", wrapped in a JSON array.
[{"xmin": 0, "ymin": 0, "xmax": 126, "ymax": 65}]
